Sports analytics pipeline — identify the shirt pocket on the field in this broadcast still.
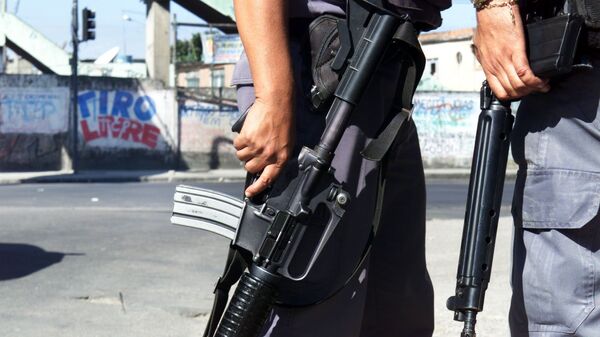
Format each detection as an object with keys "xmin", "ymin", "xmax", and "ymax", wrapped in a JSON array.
[{"xmin": 512, "ymin": 169, "xmax": 600, "ymax": 229}]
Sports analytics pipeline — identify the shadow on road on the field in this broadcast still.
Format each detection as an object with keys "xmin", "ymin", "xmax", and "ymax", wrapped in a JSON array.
[{"xmin": 0, "ymin": 243, "xmax": 83, "ymax": 281}]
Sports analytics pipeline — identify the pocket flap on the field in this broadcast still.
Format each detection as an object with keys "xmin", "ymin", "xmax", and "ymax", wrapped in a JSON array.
[{"xmin": 514, "ymin": 169, "xmax": 600, "ymax": 229}]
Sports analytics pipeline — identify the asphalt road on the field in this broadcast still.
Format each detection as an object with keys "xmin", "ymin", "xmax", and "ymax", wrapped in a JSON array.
[{"xmin": 0, "ymin": 179, "xmax": 516, "ymax": 337}]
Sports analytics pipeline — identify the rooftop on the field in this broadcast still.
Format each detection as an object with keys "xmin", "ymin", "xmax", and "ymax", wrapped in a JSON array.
[{"xmin": 419, "ymin": 28, "xmax": 475, "ymax": 44}]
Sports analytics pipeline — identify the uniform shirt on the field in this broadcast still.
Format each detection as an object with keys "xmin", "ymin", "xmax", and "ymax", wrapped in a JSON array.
[{"xmin": 289, "ymin": 0, "xmax": 451, "ymax": 30}]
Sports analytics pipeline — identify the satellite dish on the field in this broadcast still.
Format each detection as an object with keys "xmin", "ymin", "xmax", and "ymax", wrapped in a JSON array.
[{"xmin": 94, "ymin": 47, "xmax": 120, "ymax": 65}]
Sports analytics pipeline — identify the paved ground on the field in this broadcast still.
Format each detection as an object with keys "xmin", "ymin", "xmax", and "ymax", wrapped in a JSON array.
[{"xmin": 0, "ymin": 179, "xmax": 516, "ymax": 337}]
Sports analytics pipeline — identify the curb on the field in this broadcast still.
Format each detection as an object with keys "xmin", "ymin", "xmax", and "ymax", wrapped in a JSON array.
[{"xmin": 0, "ymin": 168, "xmax": 518, "ymax": 185}]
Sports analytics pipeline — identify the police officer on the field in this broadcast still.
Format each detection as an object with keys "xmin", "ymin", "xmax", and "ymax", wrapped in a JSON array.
[
  {"xmin": 475, "ymin": 1, "xmax": 600, "ymax": 336},
  {"xmin": 231, "ymin": 0, "xmax": 449, "ymax": 336}
]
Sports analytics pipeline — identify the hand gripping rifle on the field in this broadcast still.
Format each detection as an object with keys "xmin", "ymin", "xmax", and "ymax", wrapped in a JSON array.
[{"xmin": 170, "ymin": 1, "xmax": 425, "ymax": 337}]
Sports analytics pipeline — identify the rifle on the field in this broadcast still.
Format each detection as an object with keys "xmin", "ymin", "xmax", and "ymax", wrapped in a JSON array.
[
  {"xmin": 446, "ymin": 82, "xmax": 513, "ymax": 337},
  {"xmin": 447, "ymin": 7, "xmax": 585, "ymax": 336},
  {"xmin": 171, "ymin": 1, "xmax": 425, "ymax": 337}
]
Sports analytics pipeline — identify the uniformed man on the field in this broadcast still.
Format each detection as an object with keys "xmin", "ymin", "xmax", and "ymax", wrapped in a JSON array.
[
  {"xmin": 475, "ymin": 1, "xmax": 600, "ymax": 336},
  {"xmin": 231, "ymin": 0, "xmax": 449, "ymax": 336}
]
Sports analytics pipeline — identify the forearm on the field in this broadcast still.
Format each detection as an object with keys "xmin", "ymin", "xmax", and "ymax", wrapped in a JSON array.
[
  {"xmin": 233, "ymin": 0, "xmax": 294, "ymax": 103},
  {"xmin": 232, "ymin": 0, "xmax": 296, "ymax": 197}
]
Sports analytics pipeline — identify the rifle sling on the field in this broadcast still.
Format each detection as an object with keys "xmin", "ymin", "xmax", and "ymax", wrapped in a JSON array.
[
  {"xmin": 361, "ymin": 21, "xmax": 423, "ymax": 162},
  {"xmin": 203, "ymin": 247, "xmax": 248, "ymax": 337}
]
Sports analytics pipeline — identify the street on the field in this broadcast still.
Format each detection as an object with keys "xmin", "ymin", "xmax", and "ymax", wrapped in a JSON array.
[{"xmin": 0, "ymin": 179, "xmax": 515, "ymax": 337}]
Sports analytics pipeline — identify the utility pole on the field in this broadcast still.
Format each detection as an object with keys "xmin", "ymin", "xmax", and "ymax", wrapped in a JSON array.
[
  {"xmin": 172, "ymin": 13, "xmax": 181, "ymax": 169},
  {"xmin": 70, "ymin": 0, "xmax": 79, "ymax": 172},
  {"xmin": 0, "ymin": 0, "xmax": 7, "ymax": 74},
  {"xmin": 172, "ymin": 13, "xmax": 177, "ymax": 86}
]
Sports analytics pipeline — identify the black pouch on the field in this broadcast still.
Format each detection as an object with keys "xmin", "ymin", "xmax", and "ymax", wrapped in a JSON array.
[
  {"xmin": 526, "ymin": 14, "xmax": 585, "ymax": 77},
  {"xmin": 308, "ymin": 15, "xmax": 343, "ymax": 111}
]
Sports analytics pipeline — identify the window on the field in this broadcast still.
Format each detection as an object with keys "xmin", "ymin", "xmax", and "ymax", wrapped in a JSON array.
[
  {"xmin": 428, "ymin": 58, "xmax": 438, "ymax": 76},
  {"xmin": 186, "ymin": 74, "xmax": 200, "ymax": 88},
  {"xmin": 212, "ymin": 68, "xmax": 225, "ymax": 88}
]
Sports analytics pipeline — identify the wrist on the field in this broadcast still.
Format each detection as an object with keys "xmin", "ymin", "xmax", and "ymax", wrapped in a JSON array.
[
  {"xmin": 255, "ymin": 83, "xmax": 295, "ymax": 107},
  {"xmin": 473, "ymin": 0, "xmax": 518, "ymax": 11}
]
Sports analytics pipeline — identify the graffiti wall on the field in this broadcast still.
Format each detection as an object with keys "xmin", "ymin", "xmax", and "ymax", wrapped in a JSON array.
[
  {"xmin": 412, "ymin": 92, "xmax": 479, "ymax": 167},
  {"xmin": 0, "ymin": 86, "xmax": 68, "ymax": 170},
  {"xmin": 0, "ymin": 87, "xmax": 69, "ymax": 134},
  {"xmin": 78, "ymin": 89, "xmax": 175, "ymax": 150},
  {"xmin": 179, "ymin": 100, "xmax": 240, "ymax": 169},
  {"xmin": 0, "ymin": 74, "xmax": 178, "ymax": 171}
]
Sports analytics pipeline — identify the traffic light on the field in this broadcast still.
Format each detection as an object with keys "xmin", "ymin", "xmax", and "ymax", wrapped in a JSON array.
[{"xmin": 82, "ymin": 8, "xmax": 96, "ymax": 41}]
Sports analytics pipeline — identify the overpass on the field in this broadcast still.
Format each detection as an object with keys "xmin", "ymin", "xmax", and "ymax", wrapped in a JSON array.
[
  {"xmin": 0, "ymin": 1, "xmax": 235, "ymax": 82},
  {"xmin": 173, "ymin": 0, "xmax": 236, "ymax": 33},
  {"xmin": 0, "ymin": 10, "xmax": 146, "ymax": 77}
]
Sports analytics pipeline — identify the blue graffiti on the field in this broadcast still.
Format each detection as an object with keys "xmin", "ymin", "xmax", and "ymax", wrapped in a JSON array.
[{"xmin": 78, "ymin": 90, "xmax": 157, "ymax": 122}]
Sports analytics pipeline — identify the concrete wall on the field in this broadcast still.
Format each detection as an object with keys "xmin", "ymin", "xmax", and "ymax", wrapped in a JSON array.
[
  {"xmin": 75, "ymin": 77, "xmax": 177, "ymax": 170},
  {"xmin": 413, "ymin": 91, "xmax": 480, "ymax": 168},
  {"xmin": 0, "ymin": 75, "xmax": 502, "ymax": 172},
  {"xmin": 0, "ymin": 75, "xmax": 69, "ymax": 170},
  {"xmin": 178, "ymin": 97, "xmax": 240, "ymax": 170},
  {"xmin": 0, "ymin": 74, "xmax": 179, "ymax": 171},
  {"xmin": 413, "ymin": 91, "xmax": 518, "ymax": 169}
]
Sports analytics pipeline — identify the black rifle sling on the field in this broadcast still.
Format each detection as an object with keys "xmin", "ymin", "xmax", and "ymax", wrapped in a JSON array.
[
  {"xmin": 282, "ymin": 24, "xmax": 426, "ymax": 307},
  {"xmin": 361, "ymin": 22, "xmax": 425, "ymax": 162},
  {"xmin": 203, "ymin": 247, "xmax": 248, "ymax": 337}
]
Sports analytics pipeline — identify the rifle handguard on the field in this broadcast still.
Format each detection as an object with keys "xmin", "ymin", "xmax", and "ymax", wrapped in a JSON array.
[{"xmin": 215, "ymin": 272, "xmax": 276, "ymax": 337}]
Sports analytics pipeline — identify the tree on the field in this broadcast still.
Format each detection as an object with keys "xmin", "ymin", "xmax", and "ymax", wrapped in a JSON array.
[{"xmin": 176, "ymin": 33, "xmax": 203, "ymax": 63}]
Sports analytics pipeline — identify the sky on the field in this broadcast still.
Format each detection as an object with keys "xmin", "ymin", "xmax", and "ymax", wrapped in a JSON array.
[{"xmin": 3, "ymin": 0, "xmax": 475, "ymax": 60}]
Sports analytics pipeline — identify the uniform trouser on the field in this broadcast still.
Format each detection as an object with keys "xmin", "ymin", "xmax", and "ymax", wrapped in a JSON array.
[
  {"xmin": 231, "ymin": 36, "xmax": 433, "ymax": 337},
  {"xmin": 509, "ymin": 61, "xmax": 600, "ymax": 336}
]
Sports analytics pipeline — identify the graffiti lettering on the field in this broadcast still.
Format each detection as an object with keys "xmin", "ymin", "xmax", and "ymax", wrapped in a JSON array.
[
  {"xmin": 0, "ymin": 88, "xmax": 69, "ymax": 134},
  {"xmin": 78, "ymin": 90, "xmax": 156, "ymax": 121},
  {"xmin": 80, "ymin": 116, "xmax": 161, "ymax": 148},
  {"xmin": 412, "ymin": 92, "xmax": 480, "ymax": 167},
  {"xmin": 78, "ymin": 90, "xmax": 165, "ymax": 149}
]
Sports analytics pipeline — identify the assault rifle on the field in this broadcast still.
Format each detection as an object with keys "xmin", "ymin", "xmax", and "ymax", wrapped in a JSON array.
[
  {"xmin": 446, "ymin": 83, "xmax": 513, "ymax": 337},
  {"xmin": 447, "ymin": 7, "xmax": 585, "ymax": 336},
  {"xmin": 170, "ymin": 1, "xmax": 425, "ymax": 337}
]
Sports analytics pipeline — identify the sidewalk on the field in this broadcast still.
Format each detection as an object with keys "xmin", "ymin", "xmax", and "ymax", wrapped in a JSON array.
[{"xmin": 0, "ymin": 168, "xmax": 518, "ymax": 185}]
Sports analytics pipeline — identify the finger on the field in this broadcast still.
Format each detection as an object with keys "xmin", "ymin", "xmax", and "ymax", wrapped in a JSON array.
[
  {"xmin": 233, "ymin": 135, "xmax": 246, "ymax": 151},
  {"xmin": 236, "ymin": 147, "xmax": 254, "ymax": 162},
  {"xmin": 513, "ymin": 54, "xmax": 551, "ymax": 91},
  {"xmin": 244, "ymin": 157, "xmax": 266, "ymax": 174},
  {"xmin": 496, "ymin": 70, "xmax": 519, "ymax": 99},
  {"xmin": 245, "ymin": 164, "xmax": 281, "ymax": 197},
  {"xmin": 504, "ymin": 65, "xmax": 533, "ymax": 98},
  {"xmin": 486, "ymin": 73, "xmax": 510, "ymax": 101}
]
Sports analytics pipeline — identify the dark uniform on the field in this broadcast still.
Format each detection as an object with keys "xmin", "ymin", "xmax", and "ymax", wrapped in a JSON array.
[{"xmin": 232, "ymin": 1, "xmax": 449, "ymax": 336}]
